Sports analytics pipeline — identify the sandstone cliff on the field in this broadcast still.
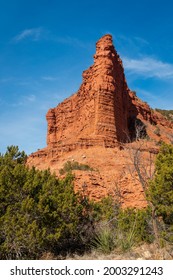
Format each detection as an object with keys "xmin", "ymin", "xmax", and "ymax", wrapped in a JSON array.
[
  {"xmin": 46, "ymin": 34, "xmax": 130, "ymax": 151},
  {"xmin": 27, "ymin": 34, "xmax": 173, "ymax": 207}
]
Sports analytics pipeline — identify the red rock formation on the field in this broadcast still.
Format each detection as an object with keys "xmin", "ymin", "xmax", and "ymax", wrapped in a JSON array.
[
  {"xmin": 45, "ymin": 34, "xmax": 172, "ymax": 152},
  {"xmin": 30, "ymin": 34, "xmax": 172, "ymax": 157},
  {"xmin": 27, "ymin": 34, "xmax": 173, "ymax": 207},
  {"xmin": 46, "ymin": 34, "xmax": 130, "ymax": 150}
]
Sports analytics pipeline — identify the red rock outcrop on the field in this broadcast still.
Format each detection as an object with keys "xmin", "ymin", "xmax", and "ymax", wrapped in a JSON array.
[
  {"xmin": 29, "ymin": 34, "xmax": 172, "ymax": 157},
  {"xmin": 46, "ymin": 34, "xmax": 130, "ymax": 151},
  {"xmin": 27, "ymin": 34, "xmax": 173, "ymax": 207}
]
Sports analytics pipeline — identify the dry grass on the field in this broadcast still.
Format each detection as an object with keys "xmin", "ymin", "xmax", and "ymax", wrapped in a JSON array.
[{"xmin": 40, "ymin": 242, "xmax": 173, "ymax": 260}]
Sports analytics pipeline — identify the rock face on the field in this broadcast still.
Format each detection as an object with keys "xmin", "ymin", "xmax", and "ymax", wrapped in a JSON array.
[
  {"xmin": 27, "ymin": 34, "xmax": 173, "ymax": 207},
  {"xmin": 31, "ymin": 34, "xmax": 172, "ymax": 155},
  {"xmin": 45, "ymin": 34, "xmax": 172, "ymax": 152},
  {"xmin": 46, "ymin": 34, "xmax": 130, "ymax": 151}
]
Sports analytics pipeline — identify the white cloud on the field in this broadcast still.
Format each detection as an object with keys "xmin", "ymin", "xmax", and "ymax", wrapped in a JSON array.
[
  {"xmin": 26, "ymin": 94, "xmax": 36, "ymax": 102},
  {"xmin": 133, "ymin": 36, "xmax": 149, "ymax": 46},
  {"xmin": 0, "ymin": 78, "xmax": 13, "ymax": 83},
  {"xmin": 13, "ymin": 28, "xmax": 43, "ymax": 42},
  {"xmin": 54, "ymin": 36, "xmax": 93, "ymax": 49},
  {"xmin": 115, "ymin": 35, "xmax": 151, "ymax": 56},
  {"xmin": 118, "ymin": 35, "xmax": 149, "ymax": 46},
  {"xmin": 8, "ymin": 94, "xmax": 36, "ymax": 108},
  {"xmin": 10, "ymin": 101, "xmax": 24, "ymax": 108},
  {"xmin": 123, "ymin": 56, "xmax": 173, "ymax": 79},
  {"xmin": 42, "ymin": 76, "xmax": 59, "ymax": 81}
]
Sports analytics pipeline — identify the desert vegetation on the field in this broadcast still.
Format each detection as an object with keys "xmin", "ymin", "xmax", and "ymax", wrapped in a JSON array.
[
  {"xmin": 155, "ymin": 109, "xmax": 173, "ymax": 121},
  {"xmin": 0, "ymin": 144, "xmax": 173, "ymax": 259},
  {"xmin": 59, "ymin": 160, "xmax": 94, "ymax": 175}
]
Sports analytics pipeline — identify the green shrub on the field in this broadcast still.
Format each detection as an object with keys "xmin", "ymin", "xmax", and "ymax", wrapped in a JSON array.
[
  {"xmin": 3, "ymin": 143, "xmax": 173, "ymax": 258},
  {"xmin": 90, "ymin": 197, "xmax": 119, "ymax": 253},
  {"xmin": 155, "ymin": 109, "xmax": 173, "ymax": 121},
  {"xmin": 92, "ymin": 196, "xmax": 119, "ymax": 222},
  {"xmin": 59, "ymin": 161, "xmax": 94, "ymax": 175},
  {"xmin": 91, "ymin": 198, "xmax": 153, "ymax": 253},
  {"xmin": 116, "ymin": 208, "xmax": 153, "ymax": 251},
  {"xmin": 91, "ymin": 224, "xmax": 115, "ymax": 254},
  {"xmin": 0, "ymin": 147, "xmax": 96, "ymax": 259},
  {"xmin": 148, "ymin": 143, "xmax": 173, "ymax": 224}
]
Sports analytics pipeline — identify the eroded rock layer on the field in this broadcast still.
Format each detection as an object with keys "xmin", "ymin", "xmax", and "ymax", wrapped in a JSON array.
[
  {"xmin": 30, "ymin": 34, "xmax": 172, "ymax": 159},
  {"xmin": 27, "ymin": 34, "xmax": 173, "ymax": 207},
  {"xmin": 46, "ymin": 35, "xmax": 130, "ymax": 151}
]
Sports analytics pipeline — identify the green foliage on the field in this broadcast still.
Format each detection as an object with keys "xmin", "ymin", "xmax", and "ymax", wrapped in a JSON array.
[
  {"xmin": 148, "ymin": 143, "xmax": 173, "ymax": 225},
  {"xmin": 59, "ymin": 161, "xmax": 94, "ymax": 175},
  {"xmin": 2, "ymin": 143, "xmax": 173, "ymax": 258},
  {"xmin": 93, "ymin": 196, "xmax": 120, "ymax": 222},
  {"xmin": 116, "ymin": 208, "xmax": 153, "ymax": 251},
  {"xmin": 0, "ymin": 146, "xmax": 96, "ymax": 259},
  {"xmin": 91, "ymin": 225, "xmax": 115, "ymax": 254},
  {"xmin": 90, "ymin": 197, "xmax": 119, "ymax": 254},
  {"xmin": 91, "ymin": 201, "xmax": 153, "ymax": 253},
  {"xmin": 155, "ymin": 108, "xmax": 173, "ymax": 121}
]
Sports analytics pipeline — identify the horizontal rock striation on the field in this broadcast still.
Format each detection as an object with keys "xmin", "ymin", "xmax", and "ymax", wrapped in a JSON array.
[
  {"xmin": 29, "ymin": 34, "xmax": 172, "ymax": 162},
  {"xmin": 46, "ymin": 35, "xmax": 130, "ymax": 152},
  {"xmin": 27, "ymin": 34, "xmax": 173, "ymax": 206}
]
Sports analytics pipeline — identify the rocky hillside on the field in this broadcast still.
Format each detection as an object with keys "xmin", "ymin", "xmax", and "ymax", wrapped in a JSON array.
[{"xmin": 155, "ymin": 109, "xmax": 173, "ymax": 121}]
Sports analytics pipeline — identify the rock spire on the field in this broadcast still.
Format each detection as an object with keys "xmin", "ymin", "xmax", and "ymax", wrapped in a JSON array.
[{"xmin": 46, "ymin": 34, "xmax": 130, "ymax": 151}]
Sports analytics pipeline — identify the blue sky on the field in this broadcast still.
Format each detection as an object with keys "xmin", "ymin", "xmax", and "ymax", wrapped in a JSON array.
[{"xmin": 0, "ymin": 0, "xmax": 173, "ymax": 154}]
